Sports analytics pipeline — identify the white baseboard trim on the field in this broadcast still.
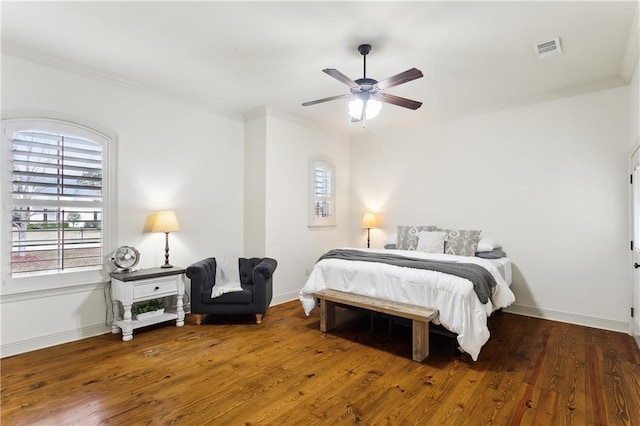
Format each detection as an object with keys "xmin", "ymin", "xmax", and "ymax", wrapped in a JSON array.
[
  {"xmin": 270, "ymin": 296, "xmax": 633, "ymax": 335},
  {"xmin": 1, "ymin": 293, "xmax": 298, "ymax": 358},
  {"xmin": 504, "ymin": 303, "xmax": 630, "ymax": 334},
  {"xmin": 1, "ymin": 323, "xmax": 111, "ymax": 359},
  {"xmin": 271, "ymin": 291, "xmax": 299, "ymax": 306}
]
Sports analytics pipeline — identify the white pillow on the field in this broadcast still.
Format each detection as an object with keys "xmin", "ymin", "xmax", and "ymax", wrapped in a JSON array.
[
  {"xmin": 384, "ymin": 233, "xmax": 398, "ymax": 245},
  {"xmin": 417, "ymin": 231, "xmax": 447, "ymax": 253},
  {"xmin": 477, "ymin": 237, "xmax": 501, "ymax": 253}
]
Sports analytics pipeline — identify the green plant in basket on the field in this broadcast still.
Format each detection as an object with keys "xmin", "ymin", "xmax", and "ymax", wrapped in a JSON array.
[{"xmin": 132, "ymin": 298, "xmax": 165, "ymax": 315}]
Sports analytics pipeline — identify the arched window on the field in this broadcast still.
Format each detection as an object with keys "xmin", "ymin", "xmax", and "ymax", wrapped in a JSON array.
[{"xmin": 3, "ymin": 117, "xmax": 115, "ymax": 289}]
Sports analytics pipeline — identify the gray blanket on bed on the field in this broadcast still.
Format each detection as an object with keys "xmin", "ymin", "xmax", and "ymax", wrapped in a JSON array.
[{"xmin": 318, "ymin": 249, "xmax": 497, "ymax": 304}]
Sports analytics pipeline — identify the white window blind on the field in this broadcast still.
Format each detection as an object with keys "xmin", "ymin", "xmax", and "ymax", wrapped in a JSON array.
[
  {"xmin": 309, "ymin": 157, "xmax": 336, "ymax": 228},
  {"xmin": 314, "ymin": 166, "xmax": 332, "ymax": 218},
  {"xmin": 11, "ymin": 129, "xmax": 104, "ymax": 277}
]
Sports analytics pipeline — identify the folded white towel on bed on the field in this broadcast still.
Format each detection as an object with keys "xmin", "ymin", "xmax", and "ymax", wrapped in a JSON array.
[{"xmin": 212, "ymin": 257, "xmax": 242, "ymax": 298}]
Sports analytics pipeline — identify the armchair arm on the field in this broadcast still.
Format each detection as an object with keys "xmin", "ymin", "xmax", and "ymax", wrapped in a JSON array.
[
  {"xmin": 251, "ymin": 257, "xmax": 277, "ymax": 310},
  {"xmin": 253, "ymin": 257, "xmax": 277, "ymax": 280},
  {"xmin": 186, "ymin": 258, "xmax": 216, "ymax": 309}
]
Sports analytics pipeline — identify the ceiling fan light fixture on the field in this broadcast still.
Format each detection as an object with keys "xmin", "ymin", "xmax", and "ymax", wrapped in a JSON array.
[
  {"xmin": 348, "ymin": 97, "xmax": 381, "ymax": 120},
  {"xmin": 348, "ymin": 98, "xmax": 363, "ymax": 119},
  {"xmin": 366, "ymin": 99, "xmax": 381, "ymax": 119}
]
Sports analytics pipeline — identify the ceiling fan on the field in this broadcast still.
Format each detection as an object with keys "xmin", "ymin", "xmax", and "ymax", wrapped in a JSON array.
[{"xmin": 302, "ymin": 44, "xmax": 423, "ymax": 122}]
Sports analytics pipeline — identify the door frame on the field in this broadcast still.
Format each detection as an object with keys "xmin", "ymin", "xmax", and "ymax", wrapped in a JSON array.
[{"xmin": 631, "ymin": 142, "xmax": 640, "ymax": 345}]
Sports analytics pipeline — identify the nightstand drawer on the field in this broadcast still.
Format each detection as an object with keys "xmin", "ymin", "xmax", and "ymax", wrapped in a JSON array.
[{"xmin": 133, "ymin": 279, "xmax": 176, "ymax": 298}]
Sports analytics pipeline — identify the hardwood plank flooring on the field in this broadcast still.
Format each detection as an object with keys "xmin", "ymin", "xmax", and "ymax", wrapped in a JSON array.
[{"xmin": 1, "ymin": 301, "xmax": 639, "ymax": 425}]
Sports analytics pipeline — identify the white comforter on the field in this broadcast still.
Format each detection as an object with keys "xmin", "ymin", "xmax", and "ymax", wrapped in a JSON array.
[{"xmin": 299, "ymin": 248, "xmax": 515, "ymax": 361}]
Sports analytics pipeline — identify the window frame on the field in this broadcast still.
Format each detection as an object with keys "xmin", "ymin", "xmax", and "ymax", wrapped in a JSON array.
[
  {"xmin": 2, "ymin": 115, "xmax": 117, "ymax": 293},
  {"xmin": 308, "ymin": 156, "xmax": 336, "ymax": 229}
]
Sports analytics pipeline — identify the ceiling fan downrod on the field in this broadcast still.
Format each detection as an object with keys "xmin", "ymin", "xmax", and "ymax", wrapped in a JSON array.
[{"xmin": 358, "ymin": 44, "xmax": 371, "ymax": 79}]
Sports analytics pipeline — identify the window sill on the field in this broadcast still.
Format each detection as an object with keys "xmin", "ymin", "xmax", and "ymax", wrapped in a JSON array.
[
  {"xmin": 1, "ymin": 268, "xmax": 110, "ymax": 302},
  {"xmin": 1, "ymin": 280, "xmax": 108, "ymax": 303},
  {"xmin": 308, "ymin": 224, "xmax": 337, "ymax": 230}
]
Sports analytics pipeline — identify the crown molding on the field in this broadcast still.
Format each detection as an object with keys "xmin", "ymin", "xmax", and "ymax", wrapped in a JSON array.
[
  {"xmin": 350, "ymin": 76, "xmax": 628, "ymax": 141},
  {"xmin": 621, "ymin": 4, "xmax": 639, "ymax": 83},
  {"xmin": 243, "ymin": 105, "xmax": 348, "ymax": 136},
  {"xmin": 1, "ymin": 43, "xmax": 243, "ymax": 122},
  {"xmin": 242, "ymin": 106, "xmax": 269, "ymax": 122}
]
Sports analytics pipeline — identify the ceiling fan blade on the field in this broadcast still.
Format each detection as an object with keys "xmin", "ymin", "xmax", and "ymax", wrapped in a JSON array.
[
  {"xmin": 374, "ymin": 68, "xmax": 423, "ymax": 90},
  {"xmin": 323, "ymin": 69, "xmax": 360, "ymax": 88},
  {"xmin": 302, "ymin": 94, "xmax": 351, "ymax": 107},
  {"xmin": 377, "ymin": 93, "xmax": 423, "ymax": 110}
]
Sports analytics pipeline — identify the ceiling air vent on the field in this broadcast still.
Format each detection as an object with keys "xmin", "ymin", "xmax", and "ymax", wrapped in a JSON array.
[{"xmin": 535, "ymin": 38, "xmax": 562, "ymax": 59}]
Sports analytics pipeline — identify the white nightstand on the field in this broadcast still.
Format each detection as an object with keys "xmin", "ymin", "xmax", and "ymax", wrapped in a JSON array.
[{"xmin": 110, "ymin": 267, "xmax": 185, "ymax": 341}]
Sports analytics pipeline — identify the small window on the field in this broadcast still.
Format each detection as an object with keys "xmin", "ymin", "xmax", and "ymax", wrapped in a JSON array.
[{"xmin": 309, "ymin": 157, "xmax": 336, "ymax": 228}]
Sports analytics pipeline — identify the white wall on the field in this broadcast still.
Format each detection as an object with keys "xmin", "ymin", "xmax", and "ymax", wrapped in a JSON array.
[
  {"xmin": 1, "ymin": 55, "xmax": 245, "ymax": 356},
  {"xmin": 2, "ymin": 52, "xmax": 633, "ymax": 356},
  {"xmin": 244, "ymin": 111, "xmax": 267, "ymax": 257},
  {"xmin": 263, "ymin": 111, "xmax": 350, "ymax": 303},
  {"xmin": 350, "ymin": 87, "xmax": 630, "ymax": 332}
]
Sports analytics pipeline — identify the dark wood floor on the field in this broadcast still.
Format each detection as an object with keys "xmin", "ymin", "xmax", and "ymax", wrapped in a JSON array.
[{"xmin": 2, "ymin": 301, "xmax": 639, "ymax": 425}]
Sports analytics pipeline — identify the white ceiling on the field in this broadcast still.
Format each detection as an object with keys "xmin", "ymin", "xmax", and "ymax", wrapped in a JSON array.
[{"xmin": 2, "ymin": 1, "xmax": 638, "ymax": 133}]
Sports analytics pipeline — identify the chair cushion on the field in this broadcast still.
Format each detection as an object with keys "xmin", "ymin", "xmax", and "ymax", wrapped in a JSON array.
[
  {"xmin": 239, "ymin": 257, "xmax": 263, "ymax": 286},
  {"xmin": 202, "ymin": 288, "xmax": 252, "ymax": 305}
]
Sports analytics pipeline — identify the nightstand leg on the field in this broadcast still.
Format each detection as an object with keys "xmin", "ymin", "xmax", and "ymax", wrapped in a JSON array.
[
  {"xmin": 111, "ymin": 300, "xmax": 121, "ymax": 334},
  {"xmin": 176, "ymin": 295, "xmax": 185, "ymax": 327},
  {"xmin": 121, "ymin": 304, "xmax": 133, "ymax": 341}
]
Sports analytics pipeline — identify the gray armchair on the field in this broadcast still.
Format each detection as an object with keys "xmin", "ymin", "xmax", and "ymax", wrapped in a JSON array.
[{"xmin": 186, "ymin": 257, "xmax": 277, "ymax": 325}]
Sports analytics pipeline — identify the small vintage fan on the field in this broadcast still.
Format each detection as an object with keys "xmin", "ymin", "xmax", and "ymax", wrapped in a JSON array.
[
  {"xmin": 111, "ymin": 246, "xmax": 140, "ymax": 273},
  {"xmin": 302, "ymin": 44, "xmax": 424, "ymax": 122}
]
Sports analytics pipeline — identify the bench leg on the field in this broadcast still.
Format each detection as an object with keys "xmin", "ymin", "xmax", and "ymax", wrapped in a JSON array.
[
  {"xmin": 412, "ymin": 320, "xmax": 429, "ymax": 362},
  {"xmin": 319, "ymin": 299, "xmax": 336, "ymax": 332}
]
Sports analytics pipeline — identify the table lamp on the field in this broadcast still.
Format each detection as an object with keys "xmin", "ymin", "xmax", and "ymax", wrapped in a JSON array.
[
  {"xmin": 361, "ymin": 212, "xmax": 379, "ymax": 248},
  {"xmin": 151, "ymin": 210, "xmax": 180, "ymax": 268}
]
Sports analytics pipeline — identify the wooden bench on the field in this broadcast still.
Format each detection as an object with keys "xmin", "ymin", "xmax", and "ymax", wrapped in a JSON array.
[{"xmin": 313, "ymin": 289, "xmax": 439, "ymax": 362}]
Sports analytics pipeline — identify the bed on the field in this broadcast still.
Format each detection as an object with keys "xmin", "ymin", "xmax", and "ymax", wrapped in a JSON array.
[{"xmin": 299, "ymin": 246, "xmax": 515, "ymax": 361}]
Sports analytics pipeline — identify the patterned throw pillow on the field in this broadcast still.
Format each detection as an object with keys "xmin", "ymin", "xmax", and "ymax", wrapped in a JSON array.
[
  {"xmin": 437, "ymin": 229, "xmax": 482, "ymax": 256},
  {"xmin": 396, "ymin": 225, "xmax": 437, "ymax": 250},
  {"xmin": 416, "ymin": 231, "xmax": 448, "ymax": 253}
]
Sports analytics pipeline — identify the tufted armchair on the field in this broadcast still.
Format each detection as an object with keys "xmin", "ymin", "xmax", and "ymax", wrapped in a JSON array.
[{"xmin": 186, "ymin": 257, "xmax": 277, "ymax": 325}]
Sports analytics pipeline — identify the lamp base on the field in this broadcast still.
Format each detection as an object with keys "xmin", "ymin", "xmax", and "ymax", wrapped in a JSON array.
[{"xmin": 161, "ymin": 232, "xmax": 173, "ymax": 268}]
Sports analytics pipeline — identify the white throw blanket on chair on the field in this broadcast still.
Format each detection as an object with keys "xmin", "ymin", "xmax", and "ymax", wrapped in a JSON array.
[{"xmin": 212, "ymin": 257, "xmax": 242, "ymax": 298}]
